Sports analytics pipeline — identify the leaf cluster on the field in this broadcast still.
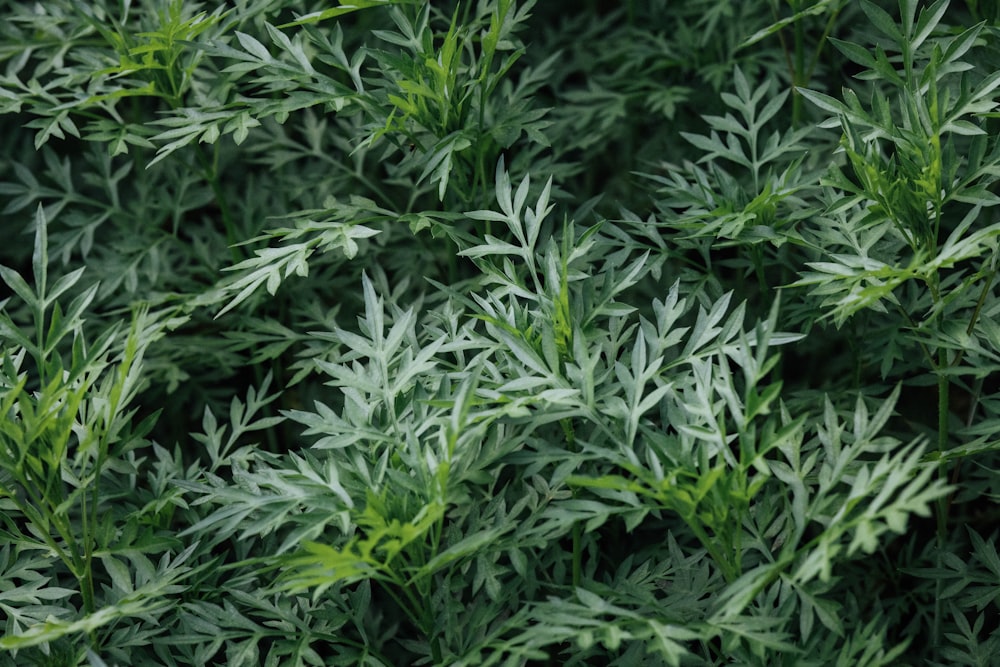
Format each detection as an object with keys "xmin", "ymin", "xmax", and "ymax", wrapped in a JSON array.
[{"xmin": 2, "ymin": 0, "xmax": 1000, "ymax": 665}]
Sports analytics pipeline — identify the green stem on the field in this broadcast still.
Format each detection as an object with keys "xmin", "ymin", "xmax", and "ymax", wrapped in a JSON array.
[
  {"xmin": 771, "ymin": 2, "xmax": 796, "ymax": 92},
  {"xmin": 11, "ymin": 485, "xmax": 83, "ymax": 590},
  {"xmin": 562, "ymin": 416, "xmax": 582, "ymax": 588},
  {"xmin": 930, "ymin": 260, "xmax": 948, "ymax": 654},
  {"xmin": 80, "ymin": 486, "xmax": 97, "ymax": 616},
  {"xmin": 379, "ymin": 579, "xmax": 429, "ymax": 640},
  {"xmin": 687, "ymin": 517, "xmax": 737, "ymax": 582},
  {"xmin": 473, "ymin": 4, "xmax": 501, "ymax": 209},
  {"xmin": 195, "ymin": 145, "xmax": 241, "ymax": 263},
  {"xmin": 936, "ymin": 349, "xmax": 949, "ymax": 471},
  {"xmin": 804, "ymin": 4, "xmax": 844, "ymax": 85},
  {"xmin": 751, "ymin": 245, "xmax": 767, "ymax": 303},
  {"xmin": 571, "ymin": 522, "xmax": 582, "ymax": 588},
  {"xmin": 792, "ymin": 12, "xmax": 806, "ymax": 127},
  {"xmin": 950, "ymin": 265, "xmax": 997, "ymax": 371},
  {"xmin": 895, "ymin": 303, "xmax": 936, "ymax": 370}
]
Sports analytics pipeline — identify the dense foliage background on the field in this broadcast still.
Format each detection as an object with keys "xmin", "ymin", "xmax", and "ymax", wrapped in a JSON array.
[{"xmin": 2, "ymin": 0, "xmax": 1000, "ymax": 664}]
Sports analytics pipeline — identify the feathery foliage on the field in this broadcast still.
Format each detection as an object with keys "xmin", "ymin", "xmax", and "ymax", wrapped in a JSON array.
[{"xmin": 1, "ymin": 0, "xmax": 1000, "ymax": 664}]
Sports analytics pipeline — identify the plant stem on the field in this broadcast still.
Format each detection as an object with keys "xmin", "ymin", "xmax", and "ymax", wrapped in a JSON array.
[
  {"xmin": 792, "ymin": 11, "xmax": 806, "ymax": 127},
  {"xmin": 571, "ymin": 522, "xmax": 582, "ymax": 588},
  {"xmin": 687, "ymin": 517, "xmax": 736, "ymax": 582},
  {"xmin": 932, "ymin": 337, "xmax": 949, "ymax": 654},
  {"xmin": 937, "ymin": 351, "xmax": 949, "ymax": 461},
  {"xmin": 196, "ymin": 145, "xmax": 241, "ymax": 263}
]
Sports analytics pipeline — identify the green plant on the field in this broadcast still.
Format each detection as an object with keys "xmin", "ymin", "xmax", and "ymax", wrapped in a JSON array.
[
  {"xmin": 2, "ymin": 0, "xmax": 1000, "ymax": 665},
  {"xmin": 0, "ymin": 207, "xmax": 195, "ymax": 663}
]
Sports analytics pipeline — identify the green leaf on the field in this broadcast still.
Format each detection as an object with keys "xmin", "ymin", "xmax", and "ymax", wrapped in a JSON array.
[
  {"xmin": 860, "ymin": 0, "xmax": 904, "ymax": 44},
  {"xmin": 281, "ymin": 0, "xmax": 421, "ymax": 27},
  {"xmin": 235, "ymin": 32, "xmax": 273, "ymax": 62}
]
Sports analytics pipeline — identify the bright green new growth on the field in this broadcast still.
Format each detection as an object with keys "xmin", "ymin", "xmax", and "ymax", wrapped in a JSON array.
[
  {"xmin": 1, "ymin": 0, "xmax": 999, "ymax": 665},
  {"xmin": 0, "ymin": 207, "xmax": 193, "ymax": 653}
]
